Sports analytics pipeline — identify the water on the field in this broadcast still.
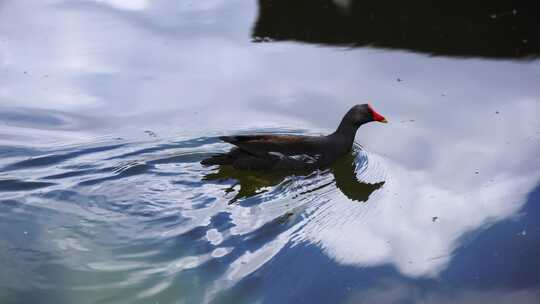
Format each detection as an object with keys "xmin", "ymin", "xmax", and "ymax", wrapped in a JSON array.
[{"xmin": 1, "ymin": 1, "xmax": 540, "ymax": 303}]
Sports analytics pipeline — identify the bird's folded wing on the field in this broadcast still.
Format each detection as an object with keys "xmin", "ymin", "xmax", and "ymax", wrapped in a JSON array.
[{"xmin": 219, "ymin": 135, "xmax": 305, "ymax": 157}]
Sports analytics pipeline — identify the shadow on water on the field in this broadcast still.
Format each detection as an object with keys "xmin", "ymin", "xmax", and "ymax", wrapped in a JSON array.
[
  {"xmin": 202, "ymin": 152, "xmax": 384, "ymax": 204},
  {"xmin": 254, "ymin": 0, "xmax": 540, "ymax": 58}
]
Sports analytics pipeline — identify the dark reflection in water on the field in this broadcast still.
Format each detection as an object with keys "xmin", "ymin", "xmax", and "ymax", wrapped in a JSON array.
[
  {"xmin": 331, "ymin": 153, "xmax": 384, "ymax": 202},
  {"xmin": 254, "ymin": 0, "xmax": 540, "ymax": 58},
  {"xmin": 203, "ymin": 151, "xmax": 384, "ymax": 203}
]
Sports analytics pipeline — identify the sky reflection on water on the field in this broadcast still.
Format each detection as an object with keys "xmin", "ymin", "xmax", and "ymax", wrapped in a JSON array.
[{"xmin": 1, "ymin": 0, "xmax": 540, "ymax": 303}]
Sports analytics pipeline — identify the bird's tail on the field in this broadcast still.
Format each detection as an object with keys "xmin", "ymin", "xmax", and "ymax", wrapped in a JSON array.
[{"xmin": 200, "ymin": 153, "xmax": 234, "ymax": 166}]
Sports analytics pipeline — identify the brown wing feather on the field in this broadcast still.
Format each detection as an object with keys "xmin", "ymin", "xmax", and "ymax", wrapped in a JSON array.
[
  {"xmin": 219, "ymin": 135, "xmax": 315, "ymax": 156},
  {"xmin": 220, "ymin": 135, "xmax": 303, "ymax": 144}
]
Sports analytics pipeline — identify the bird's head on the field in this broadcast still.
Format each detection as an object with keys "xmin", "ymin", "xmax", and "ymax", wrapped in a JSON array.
[{"xmin": 345, "ymin": 104, "xmax": 388, "ymax": 126}]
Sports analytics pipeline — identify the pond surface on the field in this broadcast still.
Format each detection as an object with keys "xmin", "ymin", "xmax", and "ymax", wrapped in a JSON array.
[{"xmin": 1, "ymin": 1, "xmax": 540, "ymax": 303}]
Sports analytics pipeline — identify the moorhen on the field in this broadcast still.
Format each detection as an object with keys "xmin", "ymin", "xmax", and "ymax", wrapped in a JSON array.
[{"xmin": 201, "ymin": 104, "xmax": 387, "ymax": 170}]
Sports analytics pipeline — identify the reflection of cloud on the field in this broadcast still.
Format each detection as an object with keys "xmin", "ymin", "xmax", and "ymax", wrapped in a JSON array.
[
  {"xmin": 302, "ymin": 153, "xmax": 538, "ymax": 277},
  {"xmin": 205, "ymin": 230, "xmax": 291, "ymax": 303},
  {"xmin": 94, "ymin": 0, "xmax": 149, "ymax": 11}
]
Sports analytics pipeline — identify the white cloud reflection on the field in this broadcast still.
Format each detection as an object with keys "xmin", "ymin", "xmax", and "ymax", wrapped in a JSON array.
[
  {"xmin": 95, "ymin": 0, "xmax": 149, "ymax": 11},
  {"xmin": 303, "ymin": 154, "xmax": 538, "ymax": 278}
]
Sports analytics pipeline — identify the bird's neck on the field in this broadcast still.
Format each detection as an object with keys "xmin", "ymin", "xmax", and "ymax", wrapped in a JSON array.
[{"xmin": 329, "ymin": 120, "xmax": 358, "ymax": 151}]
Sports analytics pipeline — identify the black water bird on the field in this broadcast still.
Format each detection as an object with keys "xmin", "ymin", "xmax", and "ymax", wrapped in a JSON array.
[{"xmin": 201, "ymin": 104, "xmax": 387, "ymax": 171}]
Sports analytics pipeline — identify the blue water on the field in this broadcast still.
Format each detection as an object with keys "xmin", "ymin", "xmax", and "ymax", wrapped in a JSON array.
[{"xmin": 1, "ymin": 1, "xmax": 540, "ymax": 303}]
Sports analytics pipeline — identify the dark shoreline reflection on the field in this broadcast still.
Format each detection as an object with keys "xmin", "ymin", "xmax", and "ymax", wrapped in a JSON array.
[
  {"xmin": 203, "ymin": 151, "xmax": 384, "ymax": 203},
  {"xmin": 254, "ymin": 0, "xmax": 540, "ymax": 59}
]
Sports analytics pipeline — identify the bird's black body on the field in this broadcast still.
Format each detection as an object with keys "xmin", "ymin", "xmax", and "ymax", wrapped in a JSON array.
[{"xmin": 201, "ymin": 104, "xmax": 386, "ymax": 170}]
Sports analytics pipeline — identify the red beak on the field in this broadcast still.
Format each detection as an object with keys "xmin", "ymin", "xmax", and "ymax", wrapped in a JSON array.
[{"xmin": 368, "ymin": 104, "xmax": 388, "ymax": 123}]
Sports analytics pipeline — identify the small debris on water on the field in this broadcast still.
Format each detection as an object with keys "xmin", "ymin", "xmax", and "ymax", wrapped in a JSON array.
[
  {"xmin": 432, "ymin": 216, "xmax": 438, "ymax": 222},
  {"xmin": 23, "ymin": 231, "xmax": 28, "ymax": 235},
  {"xmin": 144, "ymin": 130, "xmax": 157, "ymax": 137},
  {"xmin": 520, "ymin": 230, "xmax": 527, "ymax": 236},
  {"xmin": 495, "ymin": 111, "xmax": 500, "ymax": 114},
  {"xmin": 397, "ymin": 78, "xmax": 403, "ymax": 82},
  {"xmin": 475, "ymin": 171, "xmax": 479, "ymax": 174}
]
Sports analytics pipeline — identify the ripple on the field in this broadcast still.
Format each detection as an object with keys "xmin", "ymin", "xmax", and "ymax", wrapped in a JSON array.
[
  {"xmin": 0, "ymin": 132, "xmax": 386, "ymax": 303},
  {"xmin": 0, "ymin": 179, "xmax": 56, "ymax": 192},
  {"xmin": 2, "ymin": 143, "xmax": 126, "ymax": 172}
]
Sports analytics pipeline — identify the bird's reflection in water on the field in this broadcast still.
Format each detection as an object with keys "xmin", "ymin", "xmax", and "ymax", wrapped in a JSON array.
[{"xmin": 203, "ymin": 151, "xmax": 384, "ymax": 203}]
